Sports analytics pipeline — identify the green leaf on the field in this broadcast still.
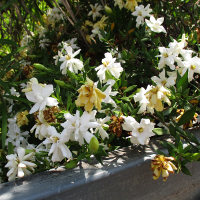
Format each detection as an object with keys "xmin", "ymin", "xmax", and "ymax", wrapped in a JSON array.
[
  {"xmin": 177, "ymin": 107, "xmax": 196, "ymax": 126},
  {"xmin": 33, "ymin": 63, "xmax": 51, "ymax": 71},
  {"xmin": 65, "ymin": 159, "xmax": 78, "ymax": 169},
  {"xmin": 183, "ymin": 153, "xmax": 200, "ymax": 161},
  {"xmin": 8, "ymin": 142, "xmax": 14, "ymax": 154},
  {"xmin": 181, "ymin": 165, "xmax": 192, "ymax": 176},
  {"xmin": 153, "ymin": 128, "xmax": 168, "ymax": 136},
  {"xmin": 1, "ymin": 100, "xmax": 7, "ymax": 149},
  {"xmin": 123, "ymin": 85, "xmax": 137, "ymax": 93},
  {"xmin": 54, "ymin": 80, "xmax": 74, "ymax": 89},
  {"xmin": 176, "ymin": 70, "xmax": 188, "ymax": 92}
]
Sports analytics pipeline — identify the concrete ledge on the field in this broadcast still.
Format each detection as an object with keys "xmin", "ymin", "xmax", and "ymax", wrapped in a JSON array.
[{"xmin": 0, "ymin": 129, "xmax": 200, "ymax": 200}]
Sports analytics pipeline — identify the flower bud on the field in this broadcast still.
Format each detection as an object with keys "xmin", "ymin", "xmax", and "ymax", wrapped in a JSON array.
[
  {"xmin": 104, "ymin": 5, "xmax": 112, "ymax": 15},
  {"xmin": 89, "ymin": 137, "xmax": 99, "ymax": 154}
]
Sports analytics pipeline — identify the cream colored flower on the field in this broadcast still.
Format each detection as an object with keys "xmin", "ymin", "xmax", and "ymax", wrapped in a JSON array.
[
  {"xmin": 75, "ymin": 78, "xmax": 106, "ymax": 112},
  {"xmin": 93, "ymin": 15, "xmax": 108, "ymax": 30},
  {"xmin": 16, "ymin": 110, "xmax": 29, "ymax": 127},
  {"xmin": 151, "ymin": 155, "xmax": 177, "ymax": 181},
  {"xmin": 145, "ymin": 85, "xmax": 171, "ymax": 112},
  {"xmin": 125, "ymin": 0, "xmax": 141, "ymax": 12}
]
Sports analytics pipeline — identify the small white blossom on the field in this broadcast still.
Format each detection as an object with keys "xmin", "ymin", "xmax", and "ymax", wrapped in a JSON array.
[
  {"xmin": 133, "ymin": 87, "xmax": 149, "ymax": 114},
  {"xmin": 145, "ymin": 16, "xmax": 166, "ymax": 33},
  {"xmin": 157, "ymin": 47, "xmax": 176, "ymax": 70},
  {"xmin": 102, "ymin": 79, "xmax": 118, "ymax": 107},
  {"xmin": 43, "ymin": 126, "xmax": 72, "ymax": 162},
  {"xmin": 5, "ymin": 147, "xmax": 37, "ymax": 181},
  {"xmin": 123, "ymin": 117, "xmax": 155, "ymax": 145},
  {"xmin": 132, "ymin": 4, "xmax": 152, "ymax": 27},
  {"xmin": 88, "ymin": 3, "xmax": 103, "ymax": 21},
  {"xmin": 59, "ymin": 38, "xmax": 79, "ymax": 50},
  {"xmin": 47, "ymin": 7, "xmax": 63, "ymax": 25},
  {"xmin": 59, "ymin": 46, "xmax": 83, "ymax": 74},
  {"xmin": 39, "ymin": 38, "xmax": 50, "ymax": 49},
  {"xmin": 6, "ymin": 117, "xmax": 29, "ymax": 149},
  {"xmin": 151, "ymin": 69, "xmax": 176, "ymax": 88},
  {"xmin": 114, "ymin": 0, "xmax": 124, "ymax": 9},
  {"xmin": 91, "ymin": 27, "xmax": 103, "ymax": 40},
  {"xmin": 24, "ymin": 79, "xmax": 58, "ymax": 114},
  {"xmin": 95, "ymin": 116, "xmax": 110, "ymax": 140},
  {"xmin": 181, "ymin": 56, "xmax": 200, "ymax": 82},
  {"xmin": 30, "ymin": 111, "xmax": 51, "ymax": 140},
  {"xmin": 95, "ymin": 53, "xmax": 123, "ymax": 83},
  {"xmin": 61, "ymin": 110, "xmax": 99, "ymax": 145}
]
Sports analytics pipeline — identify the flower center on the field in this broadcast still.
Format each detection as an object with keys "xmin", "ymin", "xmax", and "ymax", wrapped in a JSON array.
[
  {"xmin": 103, "ymin": 61, "xmax": 109, "ymax": 67},
  {"xmin": 52, "ymin": 136, "xmax": 59, "ymax": 143},
  {"xmin": 92, "ymin": 8, "xmax": 96, "ymax": 13},
  {"xmin": 190, "ymin": 65, "xmax": 196, "ymax": 70},
  {"xmin": 138, "ymin": 11, "xmax": 142, "ymax": 16},
  {"xmin": 66, "ymin": 55, "xmax": 71, "ymax": 60},
  {"xmin": 163, "ymin": 53, "xmax": 168, "ymax": 58},
  {"xmin": 161, "ymin": 80, "xmax": 167, "ymax": 85},
  {"xmin": 137, "ymin": 127, "xmax": 144, "ymax": 133}
]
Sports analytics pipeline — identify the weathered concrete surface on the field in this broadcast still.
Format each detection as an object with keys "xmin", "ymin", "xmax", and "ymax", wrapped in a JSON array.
[{"xmin": 0, "ymin": 129, "xmax": 200, "ymax": 200}]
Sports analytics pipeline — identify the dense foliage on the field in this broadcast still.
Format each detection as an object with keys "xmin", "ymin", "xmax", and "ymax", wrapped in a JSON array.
[{"xmin": 0, "ymin": 0, "xmax": 200, "ymax": 183}]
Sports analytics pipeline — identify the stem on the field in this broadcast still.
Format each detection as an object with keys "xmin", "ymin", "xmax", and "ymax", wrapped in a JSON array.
[{"xmin": 61, "ymin": 0, "xmax": 89, "ymax": 48}]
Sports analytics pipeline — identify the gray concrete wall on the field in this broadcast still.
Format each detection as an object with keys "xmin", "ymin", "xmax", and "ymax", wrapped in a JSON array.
[{"xmin": 0, "ymin": 129, "xmax": 200, "ymax": 200}]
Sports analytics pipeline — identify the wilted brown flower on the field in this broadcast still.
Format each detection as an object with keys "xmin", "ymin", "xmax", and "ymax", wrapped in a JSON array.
[
  {"xmin": 151, "ymin": 155, "xmax": 177, "ymax": 182},
  {"xmin": 23, "ymin": 65, "xmax": 34, "ymax": 78},
  {"xmin": 43, "ymin": 106, "xmax": 60, "ymax": 123},
  {"xmin": 109, "ymin": 115, "xmax": 124, "ymax": 137}
]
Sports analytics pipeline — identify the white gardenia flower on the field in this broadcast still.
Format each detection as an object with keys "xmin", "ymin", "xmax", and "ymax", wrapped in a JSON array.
[
  {"xmin": 123, "ymin": 117, "xmax": 155, "ymax": 145},
  {"xmin": 114, "ymin": 0, "xmax": 124, "ymax": 9},
  {"xmin": 5, "ymin": 87, "xmax": 20, "ymax": 113},
  {"xmin": 168, "ymin": 34, "xmax": 188, "ymax": 56},
  {"xmin": 132, "ymin": 4, "xmax": 152, "ymax": 28},
  {"xmin": 88, "ymin": 3, "xmax": 103, "ymax": 21},
  {"xmin": 102, "ymin": 79, "xmax": 118, "ymax": 107},
  {"xmin": 122, "ymin": 116, "xmax": 137, "ymax": 132},
  {"xmin": 181, "ymin": 56, "xmax": 200, "ymax": 82},
  {"xmin": 39, "ymin": 38, "xmax": 50, "ymax": 49},
  {"xmin": 43, "ymin": 126, "xmax": 72, "ymax": 162},
  {"xmin": 24, "ymin": 79, "xmax": 58, "ymax": 114},
  {"xmin": 95, "ymin": 52, "xmax": 123, "ymax": 83},
  {"xmin": 157, "ymin": 47, "xmax": 176, "ymax": 70},
  {"xmin": 134, "ymin": 85, "xmax": 171, "ymax": 114},
  {"xmin": 61, "ymin": 110, "xmax": 99, "ymax": 145},
  {"xmin": 30, "ymin": 111, "xmax": 51, "ymax": 140},
  {"xmin": 6, "ymin": 117, "xmax": 29, "ymax": 149},
  {"xmin": 91, "ymin": 27, "xmax": 103, "ymax": 40},
  {"xmin": 151, "ymin": 69, "xmax": 176, "ymax": 88},
  {"xmin": 5, "ymin": 147, "xmax": 37, "ymax": 181},
  {"xmin": 145, "ymin": 16, "xmax": 166, "ymax": 33},
  {"xmin": 95, "ymin": 116, "xmax": 110, "ymax": 140},
  {"xmin": 47, "ymin": 7, "xmax": 63, "ymax": 24},
  {"xmin": 59, "ymin": 46, "xmax": 83, "ymax": 74},
  {"xmin": 59, "ymin": 38, "xmax": 79, "ymax": 50},
  {"xmin": 133, "ymin": 87, "xmax": 149, "ymax": 114}
]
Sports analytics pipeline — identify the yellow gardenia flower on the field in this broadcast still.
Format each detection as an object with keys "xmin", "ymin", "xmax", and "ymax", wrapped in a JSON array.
[
  {"xmin": 93, "ymin": 15, "xmax": 108, "ymax": 30},
  {"xmin": 75, "ymin": 78, "xmax": 106, "ymax": 112},
  {"xmin": 16, "ymin": 110, "xmax": 29, "ymax": 127},
  {"xmin": 146, "ymin": 85, "xmax": 171, "ymax": 112},
  {"xmin": 125, "ymin": 0, "xmax": 141, "ymax": 12},
  {"xmin": 151, "ymin": 155, "xmax": 177, "ymax": 182}
]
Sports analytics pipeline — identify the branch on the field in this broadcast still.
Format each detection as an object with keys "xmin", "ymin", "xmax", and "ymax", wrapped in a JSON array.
[{"xmin": 61, "ymin": 0, "xmax": 89, "ymax": 47}]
